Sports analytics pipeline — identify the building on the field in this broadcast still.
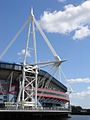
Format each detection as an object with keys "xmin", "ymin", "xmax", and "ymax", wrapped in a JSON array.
[{"xmin": 0, "ymin": 61, "xmax": 70, "ymax": 111}]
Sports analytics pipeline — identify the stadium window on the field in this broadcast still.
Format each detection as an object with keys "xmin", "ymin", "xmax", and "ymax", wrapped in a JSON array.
[
  {"xmin": 14, "ymin": 65, "xmax": 19, "ymax": 70},
  {"xmin": 0, "ymin": 64, "xmax": 6, "ymax": 68},
  {"xmin": 6, "ymin": 64, "xmax": 10, "ymax": 69},
  {"xmin": 18, "ymin": 66, "xmax": 21, "ymax": 70}
]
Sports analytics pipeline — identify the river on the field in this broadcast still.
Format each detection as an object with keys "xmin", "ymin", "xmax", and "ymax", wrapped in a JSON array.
[
  {"xmin": 60, "ymin": 115, "xmax": 90, "ymax": 120},
  {"xmin": 30, "ymin": 115, "xmax": 90, "ymax": 120},
  {"xmin": 37, "ymin": 115, "xmax": 90, "ymax": 120}
]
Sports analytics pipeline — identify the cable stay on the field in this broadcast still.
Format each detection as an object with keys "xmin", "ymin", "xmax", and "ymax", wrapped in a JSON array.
[
  {"xmin": 0, "ymin": 19, "xmax": 29, "ymax": 61},
  {"xmin": 37, "ymin": 64, "xmax": 60, "ymax": 101},
  {"xmin": 59, "ymin": 67, "xmax": 74, "ymax": 94}
]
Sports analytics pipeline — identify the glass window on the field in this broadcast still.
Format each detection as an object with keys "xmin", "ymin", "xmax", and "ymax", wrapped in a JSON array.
[
  {"xmin": 0, "ymin": 64, "xmax": 6, "ymax": 68},
  {"xmin": 6, "ymin": 64, "xmax": 10, "ymax": 69},
  {"xmin": 14, "ymin": 65, "xmax": 19, "ymax": 70}
]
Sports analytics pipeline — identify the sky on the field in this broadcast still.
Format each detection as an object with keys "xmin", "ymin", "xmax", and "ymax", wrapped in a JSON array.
[{"xmin": 0, "ymin": 0, "xmax": 90, "ymax": 108}]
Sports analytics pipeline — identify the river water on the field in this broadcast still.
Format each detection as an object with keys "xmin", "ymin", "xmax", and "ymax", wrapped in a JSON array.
[
  {"xmin": 61, "ymin": 115, "xmax": 90, "ymax": 120},
  {"xmin": 31, "ymin": 115, "xmax": 90, "ymax": 120},
  {"xmin": 37, "ymin": 115, "xmax": 90, "ymax": 120}
]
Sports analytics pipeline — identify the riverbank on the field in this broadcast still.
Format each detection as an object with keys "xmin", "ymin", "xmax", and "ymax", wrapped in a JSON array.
[
  {"xmin": 0, "ymin": 111, "xmax": 70, "ymax": 119},
  {"xmin": 71, "ymin": 105, "xmax": 90, "ymax": 115}
]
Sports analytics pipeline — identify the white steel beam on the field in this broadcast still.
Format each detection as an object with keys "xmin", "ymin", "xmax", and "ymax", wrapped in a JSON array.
[
  {"xmin": 32, "ymin": 9, "xmax": 38, "ymax": 109},
  {"xmin": 32, "ymin": 15, "xmax": 61, "ymax": 61},
  {"xmin": 0, "ymin": 20, "xmax": 29, "ymax": 60}
]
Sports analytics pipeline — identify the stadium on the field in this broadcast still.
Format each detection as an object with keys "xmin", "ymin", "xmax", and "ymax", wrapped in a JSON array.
[
  {"xmin": 0, "ymin": 10, "xmax": 71, "ymax": 115},
  {"xmin": 0, "ymin": 61, "xmax": 70, "ymax": 110}
]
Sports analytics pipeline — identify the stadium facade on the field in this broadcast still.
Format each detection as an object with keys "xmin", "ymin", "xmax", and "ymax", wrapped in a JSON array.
[{"xmin": 0, "ymin": 61, "xmax": 70, "ymax": 111}]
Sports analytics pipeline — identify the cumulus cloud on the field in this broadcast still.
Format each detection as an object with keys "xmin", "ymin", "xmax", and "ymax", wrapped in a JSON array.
[
  {"xmin": 70, "ymin": 89, "xmax": 90, "ymax": 98},
  {"xmin": 70, "ymin": 88, "xmax": 90, "ymax": 108},
  {"xmin": 18, "ymin": 49, "xmax": 30, "ymax": 57},
  {"xmin": 87, "ymin": 86, "xmax": 90, "ymax": 90},
  {"xmin": 73, "ymin": 26, "xmax": 90, "ymax": 39},
  {"xmin": 40, "ymin": 0, "xmax": 90, "ymax": 39},
  {"xmin": 57, "ymin": 0, "xmax": 66, "ymax": 3},
  {"xmin": 67, "ymin": 77, "xmax": 90, "ymax": 84}
]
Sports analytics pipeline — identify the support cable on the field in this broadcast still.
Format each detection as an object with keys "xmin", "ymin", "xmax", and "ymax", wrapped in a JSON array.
[
  {"xmin": 0, "ymin": 19, "xmax": 29, "ymax": 60},
  {"xmin": 45, "ymin": 66, "xmax": 59, "ymax": 88},
  {"xmin": 33, "ymin": 16, "xmax": 61, "ymax": 61},
  {"xmin": 38, "ymin": 65, "xmax": 55, "ymax": 101},
  {"xmin": 38, "ymin": 65, "xmax": 55, "ymax": 88},
  {"xmin": 37, "ymin": 65, "xmax": 55, "ymax": 101},
  {"xmin": 38, "ymin": 65, "xmax": 59, "ymax": 101},
  {"xmin": 60, "ymin": 67, "xmax": 73, "ymax": 93}
]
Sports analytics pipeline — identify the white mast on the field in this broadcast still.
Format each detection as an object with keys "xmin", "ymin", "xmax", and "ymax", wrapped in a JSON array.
[
  {"xmin": 22, "ymin": 11, "xmax": 31, "ymax": 104},
  {"xmin": 31, "ymin": 8, "xmax": 38, "ymax": 109},
  {"xmin": 16, "ymin": 9, "xmax": 39, "ymax": 109},
  {"xmin": 16, "ymin": 8, "xmax": 63, "ymax": 109}
]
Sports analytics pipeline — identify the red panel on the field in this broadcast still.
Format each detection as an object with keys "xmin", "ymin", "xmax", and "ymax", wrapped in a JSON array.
[
  {"xmin": 37, "ymin": 93, "xmax": 69, "ymax": 102},
  {"xmin": 37, "ymin": 88, "xmax": 66, "ymax": 95},
  {"xmin": 36, "ymin": 88, "xmax": 69, "ymax": 101}
]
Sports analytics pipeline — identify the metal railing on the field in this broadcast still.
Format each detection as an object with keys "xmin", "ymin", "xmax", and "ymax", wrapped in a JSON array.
[{"xmin": 0, "ymin": 104, "xmax": 71, "ymax": 112}]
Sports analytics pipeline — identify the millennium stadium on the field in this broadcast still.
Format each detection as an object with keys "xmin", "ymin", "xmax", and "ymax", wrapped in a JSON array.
[
  {"xmin": 0, "ymin": 62, "xmax": 70, "ymax": 110},
  {"xmin": 0, "ymin": 9, "xmax": 71, "ymax": 116}
]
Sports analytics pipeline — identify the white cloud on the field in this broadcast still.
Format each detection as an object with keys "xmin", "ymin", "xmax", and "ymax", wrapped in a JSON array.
[
  {"xmin": 69, "ymin": 86, "xmax": 90, "ymax": 108},
  {"xmin": 87, "ymin": 86, "xmax": 90, "ymax": 90},
  {"xmin": 57, "ymin": 0, "xmax": 66, "ymax": 3},
  {"xmin": 70, "ymin": 89, "xmax": 90, "ymax": 98},
  {"xmin": 67, "ymin": 77, "xmax": 90, "ymax": 84},
  {"xmin": 40, "ymin": 0, "xmax": 90, "ymax": 39},
  {"xmin": 73, "ymin": 26, "xmax": 90, "ymax": 40},
  {"xmin": 18, "ymin": 49, "xmax": 30, "ymax": 57}
]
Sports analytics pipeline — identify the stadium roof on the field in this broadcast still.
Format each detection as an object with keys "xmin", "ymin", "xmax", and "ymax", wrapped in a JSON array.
[{"xmin": 0, "ymin": 62, "xmax": 67, "ymax": 92}]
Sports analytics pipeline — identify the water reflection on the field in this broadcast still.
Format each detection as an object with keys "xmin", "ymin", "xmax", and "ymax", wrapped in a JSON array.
[{"xmin": 32, "ymin": 115, "xmax": 90, "ymax": 120}]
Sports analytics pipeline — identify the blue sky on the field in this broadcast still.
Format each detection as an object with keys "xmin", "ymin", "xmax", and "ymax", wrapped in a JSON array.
[{"xmin": 0, "ymin": 0, "xmax": 90, "ymax": 108}]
